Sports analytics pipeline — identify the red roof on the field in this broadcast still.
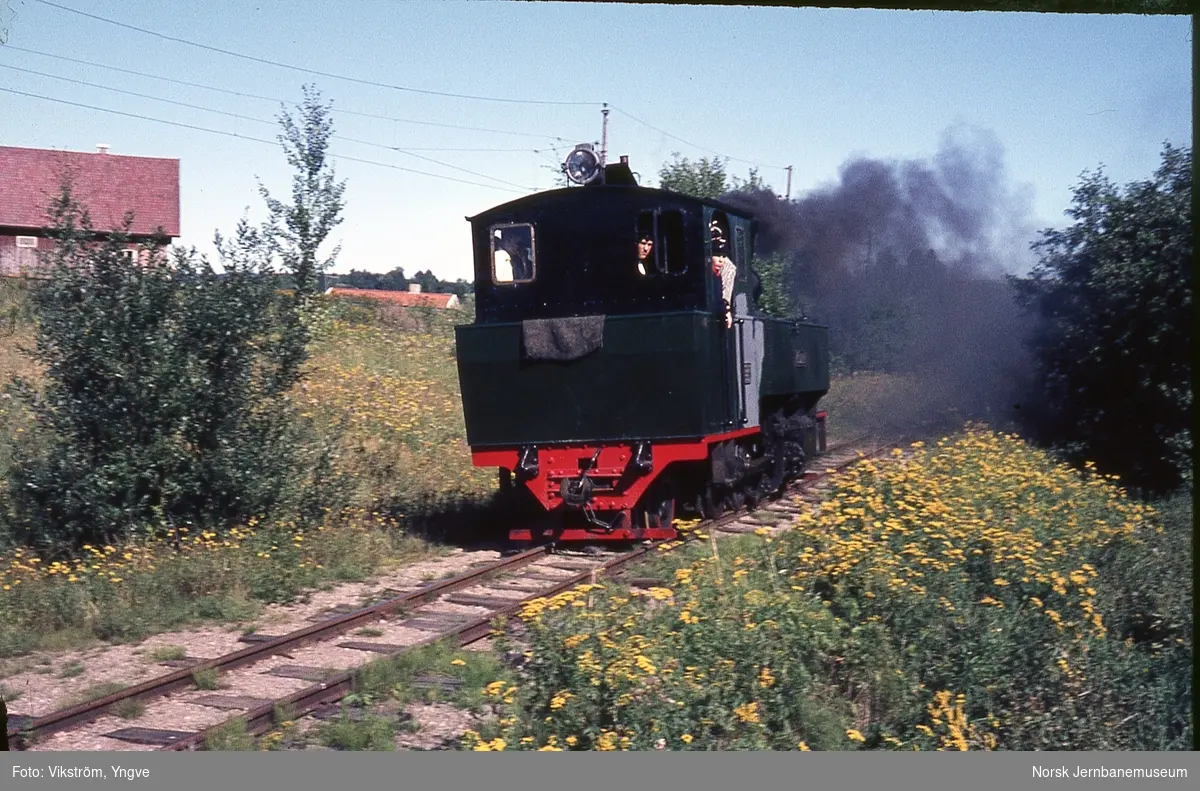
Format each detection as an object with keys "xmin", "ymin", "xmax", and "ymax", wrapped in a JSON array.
[
  {"xmin": 0, "ymin": 145, "xmax": 180, "ymax": 237},
  {"xmin": 327, "ymin": 287, "xmax": 460, "ymax": 308}
]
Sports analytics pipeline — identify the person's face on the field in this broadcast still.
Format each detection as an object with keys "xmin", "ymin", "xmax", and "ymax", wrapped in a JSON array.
[
  {"xmin": 711, "ymin": 255, "xmax": 723, "ymax": 276},
  {"xmin": 638, "ymin": 237, "xmax": 654, "ymax": 261}
]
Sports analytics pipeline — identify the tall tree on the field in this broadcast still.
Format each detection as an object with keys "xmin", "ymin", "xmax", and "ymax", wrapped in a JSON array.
[
  {"xmin": 657, "ymin": 152, "xmax": 729, "ymax": 199},
  {"xmin": 259, "ymin": 84, "xmax": 346, "ymax": 302},
  {"xmin": 1011, "ymin": 143, "xmax": 1192, "ymax": 492}
]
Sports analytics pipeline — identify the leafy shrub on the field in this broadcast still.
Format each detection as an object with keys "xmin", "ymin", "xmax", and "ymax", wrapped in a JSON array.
[
  {"xmin": 3, "ymin": 191, "xmax": 338, "ymax": 551},
  {"xmin": 1011, "ymin": 143, "xmax": 1192, "ymax": 493}
]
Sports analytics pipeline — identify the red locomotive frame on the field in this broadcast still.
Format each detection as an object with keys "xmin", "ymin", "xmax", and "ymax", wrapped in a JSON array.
[{"xmin": 473, "ymin": 412, "xmax": 826, "ymax": 543}]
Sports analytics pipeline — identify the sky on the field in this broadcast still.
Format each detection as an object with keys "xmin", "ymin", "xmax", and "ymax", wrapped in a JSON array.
[{"xmin": 0, "ymin": 1, "xmax": 1191, "ymax": 282}]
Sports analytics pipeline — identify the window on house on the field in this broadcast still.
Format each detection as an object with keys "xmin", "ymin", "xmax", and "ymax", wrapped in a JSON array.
[
  {"xmin": 491, "ymin": 224, "xmax": 535, "ymax": 285},
  {"xmin": 15, "ymin": 236, "xmax": 37, "ymax": 249},
  {"xmin": 120, "ymin": 249, "xmax": 137, "ymax": 263}
]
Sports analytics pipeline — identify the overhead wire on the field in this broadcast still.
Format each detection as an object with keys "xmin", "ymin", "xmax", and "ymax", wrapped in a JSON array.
[
  {"xmin": 4, "ymin": 45, "xmax": 575, "ymax": 142},
  {"xmin": 23, "ymin": 3, "xmax": 791, "ymax": 189},
  {"xmin": 0, "ymin": 64, "xmax": 534, "ymax": 190},
  {"xmin": 608, "ymin": 104, "xmax": 790, "ymax": 173},
  {"xmin": 0, "ymin": 87, "xmax": 532, "ymax": 193},
  {"xmin": 34, "ymin": 0, "xmax": 600, "ymax": 107}
]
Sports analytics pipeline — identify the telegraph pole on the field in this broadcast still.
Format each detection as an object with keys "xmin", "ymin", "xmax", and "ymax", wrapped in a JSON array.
[
  {"xmin": 600, "ymin": 103, "xmax": 609, "ymax": 166},
  {"xmin": 785, "ymin": 165, "xmax": 793, "ymax": 200}
]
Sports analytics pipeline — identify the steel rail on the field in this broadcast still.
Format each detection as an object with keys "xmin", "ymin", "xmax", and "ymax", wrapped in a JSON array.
[
  {"xmin": 7, "ymin": 544, "xmax": 554, "ymax": 746},
  {"xmin": 8, "ymin": 434, "xmax": 907, "ymax": 751},
  {"xmin": 164, "ymin": 436, "xmax": 906, "ymax": 751}
]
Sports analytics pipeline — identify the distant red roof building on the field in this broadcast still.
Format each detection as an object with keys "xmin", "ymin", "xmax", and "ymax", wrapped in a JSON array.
[
  {"xmin": 0, "ymin": 144, "xmax": 180, "ymax": 276},
  {"xmin": 326, "ymin": 286, "xmax": 462, "ymax": 309}
]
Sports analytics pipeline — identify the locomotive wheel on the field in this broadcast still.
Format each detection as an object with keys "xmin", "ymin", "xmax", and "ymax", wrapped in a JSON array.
[
  {"xmin": 726, "ymin": 488, "xmax": 746, "ymax": 513},
  {"xmin": 700, "ymin": 483, "xmax": 720, "ymax": 520},
  {"xmin": 638, "ymin": 479, "xmax": 677, "ymax": 531}
]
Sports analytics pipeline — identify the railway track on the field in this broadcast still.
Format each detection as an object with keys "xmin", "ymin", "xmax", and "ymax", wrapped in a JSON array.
[{"xmin": 7, "ymin": 434, "xmax": 904, "ymax": 752}]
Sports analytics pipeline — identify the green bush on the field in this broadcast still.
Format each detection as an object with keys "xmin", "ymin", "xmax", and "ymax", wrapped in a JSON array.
[
  {"xmin": 3, "ymin": 191, "xmax": 335, "ymax": 551},
  {"xmin": 1011, "ymin": 143, "xmax": 1192, "ymax": 492}
]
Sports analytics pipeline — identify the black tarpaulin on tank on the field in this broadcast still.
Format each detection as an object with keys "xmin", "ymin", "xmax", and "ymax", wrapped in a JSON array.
[{"xmin": 522, "ymin": 315, "xmax": 605, "ymax": 361}]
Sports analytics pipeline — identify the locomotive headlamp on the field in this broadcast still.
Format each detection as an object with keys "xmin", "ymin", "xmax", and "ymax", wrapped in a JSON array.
[{"xmin": 563, "ymin": 144, "xmax": 602, "ymax": 185}]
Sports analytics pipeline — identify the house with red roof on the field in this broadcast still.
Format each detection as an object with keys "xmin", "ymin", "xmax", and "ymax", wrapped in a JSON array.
[
  {"xmin": 0, "ymin": 144, "xmax": 180, "ymax": 276},
  {"xmin": 326, "ymin": 285, "xmax": 462, "ymax": 309}
]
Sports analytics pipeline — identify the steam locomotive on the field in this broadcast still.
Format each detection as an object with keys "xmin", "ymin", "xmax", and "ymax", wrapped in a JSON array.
[{"xmin": 455, "ymin": 144, "xmax": 829, "ymax": 543}]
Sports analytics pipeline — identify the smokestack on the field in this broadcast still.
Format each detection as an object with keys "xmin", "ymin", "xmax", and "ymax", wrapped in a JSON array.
[
  {"xmin": 620, "ymin": 155, "xmax": 629, "ymax": 165},
  {"xmin": 97, "ymin": 144, "xmax": 110, "ymax": 154},
  {"xmin": 409, "ymin": 283, "xmax": 421, "ymax": 293}
]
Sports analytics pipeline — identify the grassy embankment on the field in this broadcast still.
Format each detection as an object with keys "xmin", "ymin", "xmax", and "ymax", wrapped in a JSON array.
[{"xmin": 0, "ymin": 286, "xmax": 491, "ymax": 659}]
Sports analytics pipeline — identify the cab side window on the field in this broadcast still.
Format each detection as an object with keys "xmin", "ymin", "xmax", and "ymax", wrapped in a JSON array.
[
  {"xmin": 636, "ymin": 213, "xmax": 658, "ymax": 276},
  {"xmin": 491, "ymin": 224, "xmax": 535, "ymax": 284},
  {"xmin": 659, "ymin": 210, "xmax": 685, "ymax": 274},
  {"xmin": 635, "ymin": 210, "xmax": 686, "ymax": 276}
]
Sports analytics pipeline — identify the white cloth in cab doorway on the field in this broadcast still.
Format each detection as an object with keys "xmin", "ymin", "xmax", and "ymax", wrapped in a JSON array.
[
  {"xmin": 494, "ymin": 249, "xmax": 513, "ymax": 282},
  {"xmin": 715, "ymin": 255, "xmax": 737, "ymax": 304}
]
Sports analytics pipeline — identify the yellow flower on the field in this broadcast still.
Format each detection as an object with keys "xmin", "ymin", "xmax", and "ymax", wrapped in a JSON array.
[
  {"xmin": 733, "ymin": 702, "xmax": 760, "ymax": 724},
  {"xmin": 450, "ymin": 659, "xmax": 466, "ymax": 666},
  {"xmin": 681, "ymin": 734, "xmax": 694, "ymax": 744},
  {"xmin": 798, "ymin": 741, "xmax": 811, "ymax": 751},
  {"xmin": 846, "ymin": 729, "xmax": 866, "ymax": 743},
  {"xmin": 635, "ymin": 655, "xmax": 657, "ymax": 675}
]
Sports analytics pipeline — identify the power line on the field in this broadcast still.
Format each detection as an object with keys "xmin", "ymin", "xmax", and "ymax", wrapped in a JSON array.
[
  {"xmin": 608, "ymin": 104, "xmax": 789, "ymax": 172},
  {"xmin": 0, "ymin": 87, "xmax": 533, "ymax": 193},
  {"xmin": 0, "ymin": 62, "xmax": 277, "ymax": 127},
  {"xmin": 34, "ymin": 0, "xmax": 599, "ymax": 107},
  {"xmin": 4, "ymin": 45, "xmax": 575, "ymax": 141},
  {"xmin": 19, "ymin": 5, "xmax": 792, "ymax": 184},
  {"xmin": 0, "ymin": 63, "xmax": 532, "ymax": 190}
]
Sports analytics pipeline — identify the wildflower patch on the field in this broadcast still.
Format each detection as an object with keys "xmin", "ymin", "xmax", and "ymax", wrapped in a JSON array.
[{"xmin": 464, "ymin": 427, "xmax": 1191, "ymax": 752}]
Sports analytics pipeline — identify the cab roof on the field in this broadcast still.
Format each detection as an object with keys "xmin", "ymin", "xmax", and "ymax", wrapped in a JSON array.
[{"xmin": 466, "ymin": 184, "xmax": 757, "ymax": 226}]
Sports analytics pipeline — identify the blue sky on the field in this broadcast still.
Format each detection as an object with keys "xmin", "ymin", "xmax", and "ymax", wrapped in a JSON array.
[{"xmin": 0, "ymin": 1, "xmax": 1191, "ymax": 281}]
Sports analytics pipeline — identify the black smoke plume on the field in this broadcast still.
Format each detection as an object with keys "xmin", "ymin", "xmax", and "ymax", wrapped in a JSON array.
[{"xmin": 724, "ymin": 125, "xmax": 1038, "ymax": 437}]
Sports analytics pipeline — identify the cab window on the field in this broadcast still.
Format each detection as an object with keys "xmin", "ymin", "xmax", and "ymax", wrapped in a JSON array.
[
  {"xmin": 491, "ymin": 224, "xmax": 535, "ymax": 284},
  {"xmin": 635, "ymin": 210, "xmax": 686, "ymax": 276}
]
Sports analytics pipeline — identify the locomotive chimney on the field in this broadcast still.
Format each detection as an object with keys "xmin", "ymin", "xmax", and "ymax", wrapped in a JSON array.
[
  {"xmin": 409, "ymin": 283, "xmax": 421, "ymax": 293},
  {"xmin": 620, "ymin": 155, "xmax": 629, "ymax": 165}
]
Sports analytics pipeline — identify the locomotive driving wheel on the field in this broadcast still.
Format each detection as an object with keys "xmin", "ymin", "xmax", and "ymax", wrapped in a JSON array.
[
  {"xmin": 700, "ymin": 483, "xmax": 720, "ymax": 520},
  {"xmin": 636, "ymin": 478, "xmax": 677, "ymax": 531}
]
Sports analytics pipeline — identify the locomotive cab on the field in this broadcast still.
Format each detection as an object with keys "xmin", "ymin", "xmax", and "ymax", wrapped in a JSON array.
[{"xmin": 455, "ymin": 151, "xmax": 829, "ymax": 543}]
